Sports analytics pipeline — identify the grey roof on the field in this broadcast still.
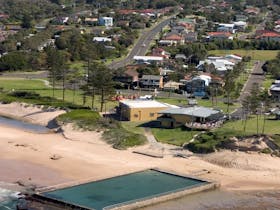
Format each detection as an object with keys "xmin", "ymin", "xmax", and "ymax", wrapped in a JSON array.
[
  {"xmin": 141, "ymin": 75, "xmax": 162, "ymax": 80},
  {"xmin": 158, "ymin": 106, "xmax": 221, "ymax": 118}
]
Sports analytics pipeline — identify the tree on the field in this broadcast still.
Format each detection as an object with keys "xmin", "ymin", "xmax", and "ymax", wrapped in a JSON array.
[
  {"xmin": 224, "ymin": 71, "xmax": 236, "ymax": 116},
  {"xmin": 88, "ymin": 62, "xmax": 115, "ymax": 112},
  {"xmin": 46, "ymin": 48, "xmax": 67, "ymax": 100}
]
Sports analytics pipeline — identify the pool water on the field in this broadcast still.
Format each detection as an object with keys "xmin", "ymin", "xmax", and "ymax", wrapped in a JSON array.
[
  {"xmin": 42, "ymin": 170, "xmax": 206, "ymax": 210},
  {"xmin": 0, "ymin": 116, "xmax": 50, "ymax": 133}
]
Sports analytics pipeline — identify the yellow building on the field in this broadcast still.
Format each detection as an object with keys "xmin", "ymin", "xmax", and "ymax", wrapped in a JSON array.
[{"xmin": 119, "ymin": 100, "xmax": 175, "ymax": 121}]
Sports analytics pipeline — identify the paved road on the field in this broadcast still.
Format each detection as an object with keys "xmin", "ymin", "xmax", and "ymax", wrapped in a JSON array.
[
  {"xmin": 231, "ymin": 61, "xmax": 265, "ymax": 119},
  {"xmin": 108, "ymin": 16, "xmax": 175, "ymax": 69}
]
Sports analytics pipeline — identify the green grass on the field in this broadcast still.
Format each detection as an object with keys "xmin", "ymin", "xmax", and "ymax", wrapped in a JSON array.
[
  {"xmin": 0, "ymin": 78, "xmax": 118, "ymax": 111},
  {"xmin": 218, "ymin": 116, "xmax": 279, "ymax": 135},
  {"xmin": 151, "ymin": 127, "xmax": 199, "ymax": 146},
  {"xmin": 262, "ymin": 74, "xmax": 275, "ymax": 89},
  {"xmin": 121, "ymin": 121, "xmax": 146, "ymax": 135},
  {"xmin": 57, "ymin": 109, "xmax": 101, "ymax": 130},
  {"xmin": 208, "ymin": 50, "xmax": 279, "ymax": 61},
  {"xmin": 186, "ymin": 128, "xmax": 242, "ymax": 153}
]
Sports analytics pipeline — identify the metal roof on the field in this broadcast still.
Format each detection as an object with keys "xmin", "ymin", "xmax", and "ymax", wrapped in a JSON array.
[
  {"xmin": 159, "ymin": 106, "xmax": 221, "ymax": 118},
  {"xmin": 120, "ymin": 100, "xmax": 178, "ymax": 108}
]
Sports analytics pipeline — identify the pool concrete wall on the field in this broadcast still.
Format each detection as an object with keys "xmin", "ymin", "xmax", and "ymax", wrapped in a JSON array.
[
  {"xmin": 34, "ymin": 168, "xmax": 220, "ymax": 210},
  {"xmin": 106, "ymin": 182, "xmax": 218, "ymax": 210}
]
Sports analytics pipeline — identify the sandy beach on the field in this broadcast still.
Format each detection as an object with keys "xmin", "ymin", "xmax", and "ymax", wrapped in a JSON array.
[{"xmin": 0, "ymin": 102, "xmax": 280, "ymax": 195}]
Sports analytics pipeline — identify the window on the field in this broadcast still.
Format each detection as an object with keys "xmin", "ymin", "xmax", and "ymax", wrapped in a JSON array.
[
  {"xmin": 150, "ymin": 113, "xmax": 155, "ymax": 117},
  {"xmin": 134, "ymin": 114, "xmax": 139, "ymax": 118}
]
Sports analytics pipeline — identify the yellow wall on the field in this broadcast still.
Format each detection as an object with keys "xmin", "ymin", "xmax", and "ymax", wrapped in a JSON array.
[
  {"xmin": 171, "ymin": 114, "xmax": 192, "ymax": 124},
  {"xmin": 122, "ymin": 107, "xmax": 167, "ymax": 121}
]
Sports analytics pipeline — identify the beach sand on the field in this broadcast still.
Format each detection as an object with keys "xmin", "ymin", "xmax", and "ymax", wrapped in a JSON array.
[{"xmin": 0, "ymin": 102, "xmax": 279, "ymax": 200}]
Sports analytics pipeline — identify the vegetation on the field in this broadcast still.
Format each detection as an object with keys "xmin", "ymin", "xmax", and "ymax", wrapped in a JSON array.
[
  {"xmin": 186, "ymin": 129, "xmax": 244, "ymax": 153},
  {"xmin": 208, "ymin": 50, "xmax": 279, "ymax": 61},
  {"xmin": 152, "ymin": 127, "xmax": 199, "ymax": 146}
]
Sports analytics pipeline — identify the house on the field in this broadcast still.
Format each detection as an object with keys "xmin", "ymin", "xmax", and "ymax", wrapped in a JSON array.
[
  {"xmin": 85, "ymin": 17, "xmax": 98, "ymax": 25},
  {"xmin": 161, "ymin": 34, "xmax": 185, "ymax": 46},
  {"xmin": 99, "ymin": 17, "xmax": 113, "ymax": 27},
  {"xmin": 183, "ymin": 74, "xmax": 212, "ymax": 97},
  {"xmin": 185, "ymin": 32, "xmax": 197, "ymax": 42},
  {"xmin": 133, "ymin": 56, "xmax": 163, "ymax": 65},
  {"xmin": 163, "ymin": 81, "xmax": 183, "ymax": 91},
  {"xmin": 118, "ymin": 100, "xmax": 176, "ymax": 121},
  {"xmin": 139, "ymin": 75, "xmax": 164, "ymax": 89},
  {"xmin": 93, "ymin": 37, "xmax": 112, "ymax": 42},
  {"xmin": 256, "ymin": 31, "xmax": 280, "ymax": 42},
  {"xmin": 207, "ymin": 32, "xmax": 232, "ymax": 40},
  {"xmin": 175, "ymin": 54, "xmax": 187, "ymax": 61},
  {"xmin": 151, "ymin": 48, "xmax": 170, "ymax": 59},
  {"xmin": 270, "ymin": 82, "xmax": 280, "ymax": 101},
  {"xmin": 218, "ymin": 23, "xmax": 235, "ymax": 33},
  {"xmin": 157, "ymin": 106, "xmax": 224, "ymax": 128},
  {"xmin": 234, "ymin": 21, "xmax": 247, "ymax": 31},
  {"xmin": 113, "ymin": 67, "xmax": 139, "ymax": 88},
  {"xmin": 197, "ymin": 58, "xmax": 235, "ymax": 75},
  {"xmin": 235, "ymin": 15, "xmax": 248, "ymax": 22}
]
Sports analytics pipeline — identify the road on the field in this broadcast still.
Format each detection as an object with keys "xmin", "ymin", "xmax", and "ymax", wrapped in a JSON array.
[
  {"xmin": 231, "ymin": 61, "xmax": 265, "ymax": 119},
  {"xmin": 108, "ymin": 16, "xmax": 175, "ymax": 69}
]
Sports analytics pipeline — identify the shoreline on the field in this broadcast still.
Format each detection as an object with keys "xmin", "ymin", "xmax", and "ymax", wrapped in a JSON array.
[{"xmin": 0, "ymin": 102, "xmax": 279, "ymax": 202}]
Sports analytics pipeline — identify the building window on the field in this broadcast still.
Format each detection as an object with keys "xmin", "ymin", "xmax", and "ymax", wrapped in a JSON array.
[
  {"xmin": 150, "ymin": 113, "xmax": 155, "ymax": 117},
  {"xmin": 134, "ymin": 114, "xmax": 138, "ymax": 118}
]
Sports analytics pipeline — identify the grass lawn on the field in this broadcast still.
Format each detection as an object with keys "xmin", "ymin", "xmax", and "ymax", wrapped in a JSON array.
[
  {"xmin": 262, "ymin": 74, "xmax": 275, "ymax": 89},
  {"xmin": 0, "ymin": 78, "xmax": 118, "ymax": 111},
  {"xmin": 217, "ymin": 116, "xmax": 279, "ymax": 135},
  {"xmin": 121, "ymin": 121, "xmax": 146, "ymax": 135},
  {"xmin": 151, "ymin": 127, "xmax": 199, "ymax": 146},
  {"xmin": 208, "ymin": 50, "xmax": 279, "ymax": 61},
  {"xmin": 156, "ymin": 97, "xmax": 239, "ymax": 113}
]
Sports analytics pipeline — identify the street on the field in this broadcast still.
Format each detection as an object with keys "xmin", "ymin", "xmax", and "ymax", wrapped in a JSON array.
[{"xmin": 108, "ymin": 16, "xmax": 175, "ymax": 69}]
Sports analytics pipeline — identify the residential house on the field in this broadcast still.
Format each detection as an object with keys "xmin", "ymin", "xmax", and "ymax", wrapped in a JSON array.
[
  {"xmin": 160, "ymin": 34, "xmax": 185, "ymax": 46},
  {"xmin": 235, "ymin": 15, "xmax": 248, "ymax": 22},
  {"xmin": 93, "ymin": 37, "xmax": 112, "ymax": 42},
  {"xmin": 175, "ymin": 54, "xmax": 187, "ymax": 61},
  {"xmin": 185, "ymin": 32, "xmax": 197, "ymax": 42},
  {"xmin": 139, "ymin": 75, "xmax": 164, "ymax": 89},
  {"xmin": 218, "ymin": 23, "xmax": 235, "ymax": 33},
  {"xmin": 151, "ymin": 48, "xmax": 170, "ymax": 59},
  {"xmin": 234, "ymin": 21, "xmax": 247, "ymax": 31},
  {"xmin": 256, "ymin": 31, "xmax": 280, "ymax": 42},
  {"xmin": 158, "ymin": 106, "xmax": 224, "ymax": 128},
  {"xmin": 113, "ymin": 66, "xmax": 139, "ymax": 88},
  {"xmin": 85, "ymin": 17, "xmax": 98, "ymax": 25},
  {"xmin": 118, "ymin": 100, "xmax": 176, "ymax": 121},
  {"xmin": 99, "ymin": 17, "xmax": 113, "ymax": 27},
  {"xmin": 133, "ymin": 56, "xmax": 163, "ymax": 65},
  {"xmin": 270, "ymin": 82, "xmax": 280, "ymax": 101},
  {"xmin": 183, "ymin": 74, "xmax": 212, "ymax": 97}
]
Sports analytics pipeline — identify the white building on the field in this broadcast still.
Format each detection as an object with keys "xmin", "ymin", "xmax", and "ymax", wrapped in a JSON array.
[
  {"xmin": 98, "ymin": 17, "xmax": 113, "ymax": 27},
  {"xmin": 93, "ymin": 37, "xmax": 112, "ymax": 42},
  {"xmin": 133, "ymin": 56, "xmax": 163, "ymax": 65}
]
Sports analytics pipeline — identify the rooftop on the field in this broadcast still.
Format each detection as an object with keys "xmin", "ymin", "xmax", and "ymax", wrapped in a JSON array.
[
  {"xmin": 159, "ymin": 106, "xmax": 221, "ymax": 118},
  {"xmin": 120, "ymin": 100, "xmax": 177, "ymax": 109}
]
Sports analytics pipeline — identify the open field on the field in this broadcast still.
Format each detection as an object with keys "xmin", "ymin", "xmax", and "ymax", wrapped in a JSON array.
[
  {"xmin": 151, "ymin": 127, "xmax": 199, "ymax": 146},
  {"xmin": 0, "ymin": 78, "xmax": 118, "ymax": 111},
  {"xmin": 208, "ymin": 50, "xmax": 279, "ymax": 61},
  {"xmin": 217, "ymin": 116, "xmax": 280, "ymax": 135}
]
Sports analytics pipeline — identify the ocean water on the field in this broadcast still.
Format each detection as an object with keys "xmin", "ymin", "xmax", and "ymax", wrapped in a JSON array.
[
  {"xmin": 0, "ymin": 116, "xmax": 50, "ymax": 133},
  {"xmin": 0, "ymin": 188, "xmax": 18, "ymax": 210}
]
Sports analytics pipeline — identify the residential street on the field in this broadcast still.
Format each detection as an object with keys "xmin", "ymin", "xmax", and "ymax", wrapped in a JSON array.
[
  {"xmin": 231, "ymin": 60, "xmax": 265, "ymax": 119},
  {"xmin": 108, "ymin": 16, "xmax": 175, "ymax": 69}
]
